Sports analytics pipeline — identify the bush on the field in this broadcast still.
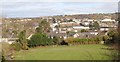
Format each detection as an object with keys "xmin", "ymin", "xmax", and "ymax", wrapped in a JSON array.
[
  {"xmin": 60, "ymin": 40, "xmax": 69, "ymax": 45},
  {"xmin": 17, "ymin": 30, "xmax": 29, "ymax": 50},
  {"xmin": 2, "ymin": 50, "xmax": 5, "ymax": 62},
  {"xmin": 106, "ymin": 30, "xmax": 119, "ymax": 44},
  {"xmin": 53, "ymin": 36, "xmax": 60, "ymax": 45},
  {"xmin": 102, "ymin": 35, "xmax": 109, "ymax": 41},
  {"xmin": 28, "ymin": 33, "xmax": 53, "ymax": 47},
  {"xmin": 94, "ymin": 36, "xmax": 102, "ymax": 44},
  {"xmin": 80, "ymin": 29, "xmax": 88, "ymax": 33},
  {"xmin": 10, "ymin": 42, "xmax": 21, "ymax": 51}
]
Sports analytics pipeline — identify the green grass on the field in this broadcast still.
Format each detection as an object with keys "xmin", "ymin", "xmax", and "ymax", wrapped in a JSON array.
[{"xmin": 14, "ymin": 44, "xmax": 113, "ymax": 60}]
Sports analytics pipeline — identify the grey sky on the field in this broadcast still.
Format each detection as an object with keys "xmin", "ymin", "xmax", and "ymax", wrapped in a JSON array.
[{"xmin": 1, "ymin": 2, "xmax": 118, "ymax": 18}]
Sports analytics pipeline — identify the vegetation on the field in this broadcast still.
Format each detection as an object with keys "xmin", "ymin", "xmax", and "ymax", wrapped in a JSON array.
[
  {"xmin": 80, "ymin": 29, "xmax": 88, "ymax": 33},
  {"xmin": 105, "ymin": 30, "xmax": 119, "ymax": 44},
  {"xmin": 60, "ymin": 40, "xmax": 69, "ymax": 45},
  {"xmin": 28, "ymin": 33, "xmax": 53, "ymax": 47},
  {"xmin": 16, "ymin": 30, "xmax": 29, "ymax": 50},
  {"xmin": 28, "ymin": 20, "xmax": 63, "ymax": 47},
  {"xmin": 68, "ymin": 19, "xmax": 73, "ymax": 22},
  {"xmin": 35, "ymin": 20, "xmax": 51, "ymax": 33},
  {"xmin": 118, "ymin": 21, "xmax": 120, "ymax": 60},
  {"xmin": 93, "ymin": 21, "xmax": 100, "ymax": 30},
  {"xmin": 52, "ymin": 36, "xmax": 61, "ymax": 45},
  {"xmin": 1, "ymin": 50, "xmax": 5, "ymax": 62},
  {"xmin": 89, "ymin": 21, "xmax": 100, "ymax": 30},
  {"xmin": 10, "ymin": 42, "xmax": 21, "ymax": 51},
  {"xmin": 65, "ymin": 36, "xmax": 102, "ymax": 45},
  {"xmin": 1, "ymin": 13, "xmax": 118, "ymax": 60},
  {"xmin": 102, "ymin": 35, "xmax": 109, "ymax": 42},
  {"xmin": 10, "ymin": 30, "xmax": 29, "ymax": 51},
  {"xmin": 13, "ymin": 44, "xmax": 112, "ymax": 60},
  {"xmin": 2, "ymin": 42, "xmax": 13, "ymax": 60}
]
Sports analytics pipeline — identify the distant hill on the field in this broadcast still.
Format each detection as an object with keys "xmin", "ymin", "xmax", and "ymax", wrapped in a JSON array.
[
  {"xmin": 50, "ymin": 13, "xmax": 118, "ymax": 20},
  {"xmin": 3, "ymin": 13, "xmax": 118, "ymax": 20}
]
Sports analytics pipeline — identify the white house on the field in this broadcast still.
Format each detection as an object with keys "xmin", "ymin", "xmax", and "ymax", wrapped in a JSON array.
[
  {"xmin": 101, "ymin": 19, "xmax": 115, "ymax": 22},
  {"xmin": 73, "ymin": 18, "xmax": 81, "ymax": 23},
  {"xmin": 67, "ymin": 28, "xmax": 73, "ymax": 31},
  {"xmin": 50, "ymin": 23, "xmax": 58, "ymax": 28},
  {"xmin": 83, "ymin": 22, "xmax": 89, "ymax": 26},
  {"xmin": 87, "ymin": 19, "xmax": 94, "ymax": 22},
  {"xmin": 73, "ymin": 33, "xmax": 79, "ymax": 38},
  {"xmin": 73, "ymin": 26, "xmax": 89, "ymax": 30},
  {"xmin": 60, "ymin": 22, "xmax": 74, "ymax": 25},
  {"xmin": 1, "ymin": 38, "xmax": 18, "ymax": 44},
  {"xmin": 50, "ymin": 23, "xmax": 59, "ymax": 31},
  {"xmin": 90, "ymin": 32, "xmax": 98, "ymax": 35},
  {"xmin": 100, "ymin": 28, "xmax": 109, "ymax": 31}
]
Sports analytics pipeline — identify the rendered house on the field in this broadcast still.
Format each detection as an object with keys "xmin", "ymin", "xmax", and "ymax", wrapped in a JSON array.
[{"xmin": 101, "ymin": 18, "xmax": 115, "ymax": 22}]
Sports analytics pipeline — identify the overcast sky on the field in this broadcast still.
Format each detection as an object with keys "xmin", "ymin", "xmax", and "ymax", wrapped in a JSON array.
[{"xmin": 1, "ymin": 1, "xmax": 119, "ymax": 18}]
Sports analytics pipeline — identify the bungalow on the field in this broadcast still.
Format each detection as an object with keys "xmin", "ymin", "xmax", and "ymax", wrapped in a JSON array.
[{"xmin": 48, "ymin": 32, "xmax": 67, "ymax": 39}]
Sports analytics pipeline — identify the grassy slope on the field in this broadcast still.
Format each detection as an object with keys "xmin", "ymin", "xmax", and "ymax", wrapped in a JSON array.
[{"xmin": 14, "ymin": 44, "xmax": 112, "ymax": 60}]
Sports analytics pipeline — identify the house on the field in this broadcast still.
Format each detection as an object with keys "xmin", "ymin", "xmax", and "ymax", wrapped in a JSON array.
[
  {"xmin": 98, "ymin": 31, "xmax": 108, "ymax": 36},
  {"xmin": 50, "ymin": 23, "xmax": 59, "ymax": 31},
  {"xmin": 60, "ymin": 22, "xmax": 79, "ymax": 27},
  {"xmin": 67, "ymin": 27, "xmax": 73, "ymax": 31},
  {"xmin": 73, "ymin": 18, "xmax": 81, "ymax": 23},
  {"xmin": 73, "ymin": 26, "xmax": 89, "ymax": 30},
  {"xmin": 73, "ymin": 32, "xmax": 96, "ymax": 38},
  {"xmin": 1, "ymin": 38, "xmax": 18, "ymax": 44},
  {"xmin": 82, "ymin": 22, "xmax": 90, "ymax": 26},
  {"xmin": 100, "ymin": 27, "xmax": 109, "ymax": 31},
  {"xmin": 59, "ymin": 28, "xmax": 67, "ymax": 33},
  {"xmin": 101, "ymin": 18, "xmax": 115, "ymax": 22},
  {"xmin": 57, "ymin": 33, "xmax": 67, "ymax": 39},
  {"xmin": 73, "ymin": 33, "xmax": 79, "ymax": 38},
  {"xmin": 90, "ymin": 32, "xmax": 98, "ymax": 35},
  {"xmin": 87, "ymin": 19, "xmax": 94, "ymax": 22},
  {"xmin": 48, "ymin": 31, "xmax": 67, "ymax": 39}
]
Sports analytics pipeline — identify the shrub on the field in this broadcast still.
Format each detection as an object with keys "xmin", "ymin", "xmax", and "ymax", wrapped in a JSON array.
[
  {"xmin": 53, "ymin": 36, "xmax": 60, "ymax": 45},
  {"xmin": 2, "ymin": 50, "xmax": 5, "ymax": 62},
  {"xmin": 10, "ymin": 42, "xmax": 21, "ymax": 51},
  {"xmin": 106, "ymin": 30, "xmax": 119, "ymax": 44},
  {"xmin": 102, "ymin": 35, "xmax": 109, "ymax": 41},
  {"xmin": 80, "ymin": 29, "xmax": 88, "ymax": 33},
  {"xmin": 60, "ymin": 40, "xmax": 69, "ymax": 45},
  {"xmin": 17, "ymin": 30, "xmax": 29, "ymax": 50},
  {"xmin": 28, "ymin": 33, "xmax": 53, "ymax": 47},
  {"xmin": 94, "ymin": 36, "xmax": 102, "ymax": 44}
]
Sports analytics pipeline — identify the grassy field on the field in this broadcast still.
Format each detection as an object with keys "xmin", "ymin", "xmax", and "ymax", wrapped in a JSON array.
[{"xmin": 13, "ymin": 44, "xmax": 113, "ymax": 60}]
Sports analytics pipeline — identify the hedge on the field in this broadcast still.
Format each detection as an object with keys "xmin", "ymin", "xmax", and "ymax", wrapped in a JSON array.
[{"xmin": 65, "ymin": 37, "xmax": 102, "ymax": 45}]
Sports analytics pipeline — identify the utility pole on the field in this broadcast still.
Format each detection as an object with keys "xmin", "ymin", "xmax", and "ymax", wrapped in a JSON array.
[{"xmin": 117, "ymin": 3, "xmax": 120, "ymax": 59}]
